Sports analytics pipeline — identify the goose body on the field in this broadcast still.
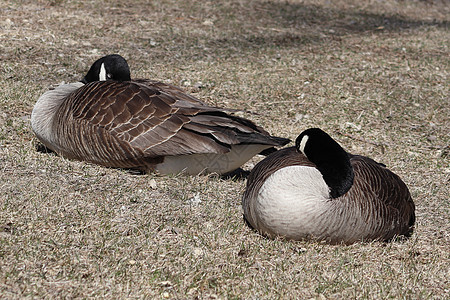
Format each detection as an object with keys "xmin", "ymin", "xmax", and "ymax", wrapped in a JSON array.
[
  {"xmin": 242, "ymin": 128, "xmax": 415, "ymax": 244},
  {"xmin": 31, "ymin": 55, "xmax": 290, "ymax": 174}
]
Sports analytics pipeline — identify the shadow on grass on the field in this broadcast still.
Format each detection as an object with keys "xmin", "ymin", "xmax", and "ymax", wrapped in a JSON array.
[
  {"xmin": 262, "ymin": 1, "xmax": 447, "ymax": 33},
  {"xmin": 154, "ymin": 1, "xmax": 448, "ymax": 58}
]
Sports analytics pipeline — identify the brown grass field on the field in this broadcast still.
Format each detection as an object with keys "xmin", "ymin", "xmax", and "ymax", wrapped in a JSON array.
[{"xmin": 0, "ymin": 0, "xmax": 449, "ymax": 298}]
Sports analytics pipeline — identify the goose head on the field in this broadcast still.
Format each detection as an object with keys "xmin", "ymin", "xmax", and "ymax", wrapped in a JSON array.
[
  {"xmin": 295, "ymin": 128, "xmax": 354, "ymax": 198},
  {"xmin": 81, "ymin": 54, "xmax": 131, "ymax": 84}
]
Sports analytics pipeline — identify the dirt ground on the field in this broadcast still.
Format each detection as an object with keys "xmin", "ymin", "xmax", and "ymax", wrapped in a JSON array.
[{"xmin": 0, "ymin": 0, "xmax": 448, "ymax": 298}]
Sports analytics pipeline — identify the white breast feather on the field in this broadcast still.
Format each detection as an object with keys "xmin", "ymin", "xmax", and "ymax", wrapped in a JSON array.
[
  {"xmin": 255, "ymin": 165, "xmax": 330, "ymax": 239},
  {"xmin": 156, "ymin": 144, "xmax": 271, "ymax": 175},
  {"xmin": 31, "ymin": 82, "xmax": 84, "ymax": 148}
]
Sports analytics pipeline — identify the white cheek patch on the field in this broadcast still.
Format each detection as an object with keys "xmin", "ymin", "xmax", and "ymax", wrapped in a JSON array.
[
  {"xmin": 99, "ymin": 63, "xmax": 107, "ymax": 81},
  {"xmin": 298, "ymin": 135, "xmax": 309, "ymax": 155}
]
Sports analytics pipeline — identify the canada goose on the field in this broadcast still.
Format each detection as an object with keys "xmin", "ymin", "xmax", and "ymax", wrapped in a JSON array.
[
  {"xmin": 31, "ymin": 54, "xmax": 290, "ymax": 175},
  {"xmin": 242, "ymin": 128, "xmax": 415, "ymax": 244}
]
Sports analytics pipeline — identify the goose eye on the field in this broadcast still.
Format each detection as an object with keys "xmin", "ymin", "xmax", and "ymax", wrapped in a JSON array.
[{"xmin": 106, "ymin": 73, "xmax": 112, "ymax": 79}]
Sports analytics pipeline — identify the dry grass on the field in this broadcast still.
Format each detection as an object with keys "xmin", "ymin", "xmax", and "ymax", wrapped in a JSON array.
[{"xmin": 1, "ymin": 0, "xmax": 449, "ymax": 298}]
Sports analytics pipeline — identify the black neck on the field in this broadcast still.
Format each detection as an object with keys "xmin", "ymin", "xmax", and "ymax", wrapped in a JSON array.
[
  {"xmin": 296, "ymin": 128, "xmax": 354, "ymax": 198},
  {"xmin": 315, "ymin": 153, "xmax": 354, "ymax": 198}
]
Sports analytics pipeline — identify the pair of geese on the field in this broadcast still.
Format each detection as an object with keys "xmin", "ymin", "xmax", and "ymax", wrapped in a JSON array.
[{"xmin": 31, "ymin": 55, "xmax": 415, "ymax": 244}]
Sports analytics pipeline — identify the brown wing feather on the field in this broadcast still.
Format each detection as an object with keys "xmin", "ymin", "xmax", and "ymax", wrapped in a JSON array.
[
  {"xmin": 134, "ymin": 79, "xmax": 208, "ymax": 106},
  {"xmin": 347, "ymin": 156, "xmax": 415, "ymax": 240},
  {"xmin": 53, "ymin": 80, "xmax": 289, "ymax": 171}
]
